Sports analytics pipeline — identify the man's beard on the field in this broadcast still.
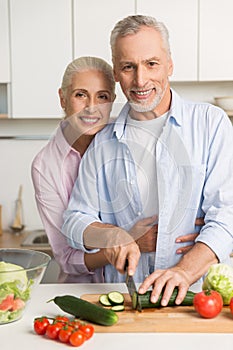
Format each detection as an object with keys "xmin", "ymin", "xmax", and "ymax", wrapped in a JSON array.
[{"xmin": 129, "ymin": 84, "xmax": 167, "ymax": 113}]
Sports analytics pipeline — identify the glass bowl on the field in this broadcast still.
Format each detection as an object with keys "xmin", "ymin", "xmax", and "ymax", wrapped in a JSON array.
[{"xmin": 0, "ymin": 248, "xmax": 51, "ymax": 324}]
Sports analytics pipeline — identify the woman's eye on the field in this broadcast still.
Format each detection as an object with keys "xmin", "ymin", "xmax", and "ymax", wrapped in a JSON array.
[{"xmin": 98, "ymin": 94, "xmax": 110, "ymax": 100}]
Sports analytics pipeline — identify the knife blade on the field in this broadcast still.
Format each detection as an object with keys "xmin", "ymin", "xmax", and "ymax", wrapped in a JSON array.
[{"xmin": 125, "ymin": 261, "xmax": 142, "ymax": 312}]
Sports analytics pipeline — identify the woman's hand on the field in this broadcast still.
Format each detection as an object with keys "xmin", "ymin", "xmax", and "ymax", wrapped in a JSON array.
[
  {"xmin": 175, "ymin": 217, "xmax": 205, "ymax": 254},
  {"xmin": 129, "ymin": 216, "xmax": 157, "ymax": 253}
]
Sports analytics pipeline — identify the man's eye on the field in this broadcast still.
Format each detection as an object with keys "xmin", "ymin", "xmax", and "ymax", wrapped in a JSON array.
[
  {"xmin": 122, "ymin": 65, "xmax": 134, "ymax": 71},
  {"xmin": 75, "ymin": 92, "xmax": 85, "ymax": 98},
  {"xmin": 148, "ymin": 61, "xmax": 158, "ymax": 67}
]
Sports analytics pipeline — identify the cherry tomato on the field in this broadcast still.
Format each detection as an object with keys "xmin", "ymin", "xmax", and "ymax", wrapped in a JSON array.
[
  {"xmin": 193, "ymin": 290, "xmax": 223, "ymax": 318},
  {"xmin": 230, "ymin": 297, "xmax": 233, "ymax": 316},
  {"xmin": 46, "ymin": 323, "xmax": 63, "ymax": 339},
  {"xmin": 58, "ymin": 325, "xmax": 74, "ymax": 343},
  {"xmin": 34, "ymin": 317, "xmax": 50, "ymax": 335},
  {"xmin": 69, "ymin": 319, "xmax": 81, "ymax": 329},
  {"xmin": 69, "ymin": 330, "xmax": 85, "ymax": 347},
  {"xmin": 79, "ymin": 324, "xmax": 94, "ymax": 340},
  {"xmin": 55, "ymin": 315, "xmax": 70, "ymax": 324}
]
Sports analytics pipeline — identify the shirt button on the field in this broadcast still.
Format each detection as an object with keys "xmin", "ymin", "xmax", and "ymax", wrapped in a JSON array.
[
  {"xmin": 137, "ymin": 211, "xmax": 142, "ymax": 216},
  {"xmin": 130, "ymin": 179, "xmax": 135, "ymax": 185}
]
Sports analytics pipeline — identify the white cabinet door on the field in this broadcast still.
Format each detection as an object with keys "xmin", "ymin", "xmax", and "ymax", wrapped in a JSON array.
[
  {"xmin": 73, "ymin": 0, "xmax": 135, "ymax": 115},
  {"xmin": 10, "ymin": 0, "xmax": 72, "ymax": 118},
  {"xmin": 0, "ymin": 0, "xmax": 10, "ymax": 82},
  {"xmin": 137, "ymin": 0, "xmax": 198, "ymax": 81},
  {"xmin": 199, "ymin": 0, "xmax": 233, "ymax": 81},
  {"xmin": 74, "ymin": 0, "xmax": 135, "ymax": 63}
]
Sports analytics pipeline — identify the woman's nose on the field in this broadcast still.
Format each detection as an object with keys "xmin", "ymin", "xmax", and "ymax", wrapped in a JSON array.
[{"xmin": 85, "ymin": 98, "xmax": 98, "ymax": 113}]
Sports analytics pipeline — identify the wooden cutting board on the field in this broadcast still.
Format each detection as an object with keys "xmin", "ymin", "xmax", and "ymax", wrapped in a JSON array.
[{"xmin": 81, "ymin": 293, "xmax": 233, "ymax": 333}]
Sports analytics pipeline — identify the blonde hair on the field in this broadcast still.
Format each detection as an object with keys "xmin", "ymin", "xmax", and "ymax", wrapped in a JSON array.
[{"xmin": 61, "ymin": 56, "xmax": 115, "ymax": 97}]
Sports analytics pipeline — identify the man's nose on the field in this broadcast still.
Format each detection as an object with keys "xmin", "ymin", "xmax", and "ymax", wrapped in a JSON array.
[{"xmin": 134, "ymin": 66, "xmax": 147, "ymax": 87}]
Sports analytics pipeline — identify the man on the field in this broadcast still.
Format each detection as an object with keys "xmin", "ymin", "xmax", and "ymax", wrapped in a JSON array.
[{"xmin": 62, "ymin": 15, "xmax": 233, "ymax": 305}]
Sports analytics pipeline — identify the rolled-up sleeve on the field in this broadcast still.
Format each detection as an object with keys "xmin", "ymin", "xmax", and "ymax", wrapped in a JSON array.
[{"xmin": 196, "ymin": 110, "xmax": 233, "ymax": 261}]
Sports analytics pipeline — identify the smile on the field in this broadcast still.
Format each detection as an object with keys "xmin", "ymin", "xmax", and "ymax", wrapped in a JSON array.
[
  {"xmin": 80, "ymin": 117, "xmax": 100, "ymax": 124},
  {"xmin": 132, "ymin": 89, "xmax": 154, "ymax": 99}
]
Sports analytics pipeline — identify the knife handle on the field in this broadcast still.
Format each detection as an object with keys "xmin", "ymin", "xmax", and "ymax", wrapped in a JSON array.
[{"xmin": 124, "ymin": 259, "xmax": 129, "ymax": 272}]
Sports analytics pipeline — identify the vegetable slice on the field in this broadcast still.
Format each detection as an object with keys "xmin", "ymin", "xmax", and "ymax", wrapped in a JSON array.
[
  {"xmin": 111, "ymin": 305, "xmax": 125, "ymax": 312},
  {"xmin": 99, "ymin": 294, "xmax": 112, "ymax": 306},
  {"xmin": 107, "ymin": 291, "xmax": 124, "ymax": 305}
]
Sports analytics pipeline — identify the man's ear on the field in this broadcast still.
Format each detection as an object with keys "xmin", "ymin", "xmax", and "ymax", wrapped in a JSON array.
[
  {"xmin": 58, "ymin": 88, "xmax": 66, "ymax": 109},
  {"xmin": 168, "ymin": 57, "xmax": 174, "ymax": 77}
]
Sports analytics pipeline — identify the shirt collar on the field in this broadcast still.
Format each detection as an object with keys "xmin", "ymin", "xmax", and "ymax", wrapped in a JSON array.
[
  {"xmin": 55, "ymin": 120, "xmax": 81, "ymax": 157},
  {"xmin": 112, "ymin": 88, "xmax": 183, "ymax": 140}
]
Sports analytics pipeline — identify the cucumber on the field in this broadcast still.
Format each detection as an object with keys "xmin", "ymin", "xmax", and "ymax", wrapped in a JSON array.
[
  {"xmin": 111, "ymin": 304, "xmax": 125, "ymax": 312},
  {"xmin": 132, "ymin": 288, "xmax": 195, "ymax": 309},
  {"xmin": 107, "ymin": 291, "xmax": 124, "ymax": 305},
  {"xmin": 99, "ymin": 294, "xmax": 112, "ymax": 306},
  {"xmin": 50, "ymin": 295, "xmax": 118, "ymax": 326}
]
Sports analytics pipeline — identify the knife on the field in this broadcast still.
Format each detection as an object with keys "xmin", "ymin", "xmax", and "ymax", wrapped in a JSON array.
[{"xmin": 125, "ymin": 260, "xmax": 142, "ymax": 312}]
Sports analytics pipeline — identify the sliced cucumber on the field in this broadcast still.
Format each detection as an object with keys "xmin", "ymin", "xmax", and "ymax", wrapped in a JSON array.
[
  {"xmin": 107, "ymin": 291, "xmax": 124, "ymax": 305},
  {"xmin": 99, "ymin": 294, "xmax": 112, "ymax": 306},
  {"xmin": 111, "ymin": 304, "xmax": 125, "ymax": 312}
]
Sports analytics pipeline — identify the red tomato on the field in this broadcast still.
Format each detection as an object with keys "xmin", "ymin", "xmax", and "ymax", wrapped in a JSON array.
[
  {"xmin": 79, "ymin": 324, "xmax": 94, "ymax": 340},
  {"xmin": 58, "ymin": 326, "xmax": 74, "ymax": 343},
  {"xmin": 55, "ymin": 315, "xmax": 70, "ymax": 324},
  {"xmin": 34, "ymin": 317, "xmax": 50, "ymax": 335},
  {"xmin": 193, "ymin": 290, "xmax": 223, "ymax": 318},
  {"xmin": 230, "ymin": 297, "xmax": 233, "ymax": 315},
  {"xmin": 46, "ymin": 323, "xmax": 63, "ymax": 339},
  {"xmin": 69, "ymin": 330, "xmax": 85, "ymax": 347}
]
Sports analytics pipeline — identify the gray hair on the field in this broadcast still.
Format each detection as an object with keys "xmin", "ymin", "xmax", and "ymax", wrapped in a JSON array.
[
  {"xmin": 61, "ymin": 56, "xmax": 115, "ymax": 97},
  {"xmin": 110, "ymin": 15, "xmax": 171, "ymax": 62}
]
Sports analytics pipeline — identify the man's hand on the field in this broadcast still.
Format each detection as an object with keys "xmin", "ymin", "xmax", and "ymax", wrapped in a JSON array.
[
  {"xmin": 138, "ymin": 242, "xmax": 217, "ymax": 306},
  {"xmin": 103, "ymin": 240, "xmax": 140, "ymax": 275},
  {"xmin": 83, "ymin": 222, "xmax": 140, "ymax": 276}
]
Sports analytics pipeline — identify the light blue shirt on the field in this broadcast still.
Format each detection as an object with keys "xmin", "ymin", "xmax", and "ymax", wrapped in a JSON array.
[{"xmin": 62, "ymin": 89, "xmax": 233, "ymax": 284}]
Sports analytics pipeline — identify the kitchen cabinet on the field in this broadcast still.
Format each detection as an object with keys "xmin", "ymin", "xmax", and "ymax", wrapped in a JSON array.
[
  {"xmin": 73, "ymin": 0, "xmax": 135, "ymax": 114},
  {"xmin": 136, "ymin": 0, "xmax": 198, "ymax": 81},
  {"xmin": 199, "ymin": 0, "xmax": 233, "ymax": 81},
  {"xmin": 0, "ymin": 0, "xmax": 10, "ymax": 83},
  {"xmin": 9, "ymin": 0, "xmax": 72, "ymax": 118}
]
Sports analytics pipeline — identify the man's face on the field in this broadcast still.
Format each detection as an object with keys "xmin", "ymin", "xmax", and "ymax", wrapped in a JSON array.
[{"xmin": 113, "ymin": 26, "xmax": 173, "ymax": 115}]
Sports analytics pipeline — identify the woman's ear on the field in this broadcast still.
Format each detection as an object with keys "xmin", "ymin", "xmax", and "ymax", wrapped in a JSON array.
[{"xmin": 58, "ymin": 88, "xmax": 66, "ymax": 110}]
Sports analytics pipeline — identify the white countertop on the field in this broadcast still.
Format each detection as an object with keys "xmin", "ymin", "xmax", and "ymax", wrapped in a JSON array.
[{"xmin": 1, "ymin": 283, "xmax": 233, "ymax": 350}]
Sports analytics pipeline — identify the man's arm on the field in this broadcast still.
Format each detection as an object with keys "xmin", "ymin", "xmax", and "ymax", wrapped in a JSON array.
[{"xmin": 83, "ymin": 222, "xmax": 140, "ymax": 276}]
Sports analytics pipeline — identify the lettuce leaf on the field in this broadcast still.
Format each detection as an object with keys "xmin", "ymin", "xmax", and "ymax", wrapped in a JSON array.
[{"xmin": 202, "ymin": 263, "xmax": 233, "ymax": 305}]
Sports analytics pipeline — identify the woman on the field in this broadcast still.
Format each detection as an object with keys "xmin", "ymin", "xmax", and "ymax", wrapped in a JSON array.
[
  {"xmin": 31, "ymin": 56, "xmax": 116, "ymax": 282},
  {"xmin": 32, "ymin": 56, "xmax": 199, "ymax": 283}
]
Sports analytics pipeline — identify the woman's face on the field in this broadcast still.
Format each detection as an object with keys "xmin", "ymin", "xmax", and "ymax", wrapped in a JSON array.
[{"xmin": 59, "ymin": 69, "xmax": 115, "ymax": 136}]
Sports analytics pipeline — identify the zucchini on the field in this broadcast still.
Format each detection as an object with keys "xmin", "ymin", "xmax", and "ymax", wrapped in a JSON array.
[
  {"xmin": 50, "ymin": 295, "xmax": 118, "ymax": 326},
  {"xmin": 107, "ymin": 291, "xmax": 124, "ymax": 305},
  {"xmin": 132, "ymin": 288, "xmax": 195, "ymax": 309},
  {"xmin": 99, "ymin": 294, "xmax": 112, "ymax": 306}
]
